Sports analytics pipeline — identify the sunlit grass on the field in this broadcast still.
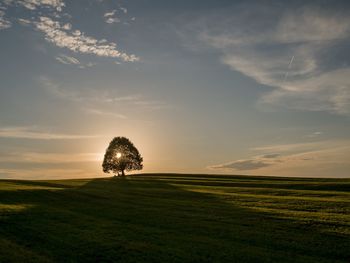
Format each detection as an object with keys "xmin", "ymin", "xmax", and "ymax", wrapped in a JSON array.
[
  {"xmin": 0, "ymin": 204, "xmax": 34, "ymax": 214},
  {"xmin": 0, "ymin": 182, "xmax": 63, "ymax": 191}
]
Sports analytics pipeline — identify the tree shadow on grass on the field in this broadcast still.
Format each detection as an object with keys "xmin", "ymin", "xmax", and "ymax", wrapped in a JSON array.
[{"xmin": 0, "ymin": 176, "xmax": 349, "ymax": 263}]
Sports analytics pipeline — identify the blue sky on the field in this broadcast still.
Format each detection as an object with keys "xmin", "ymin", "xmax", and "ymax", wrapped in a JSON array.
[{"xmin": 0, "ymin": 0, "xmax": 350, "ymax": 179}]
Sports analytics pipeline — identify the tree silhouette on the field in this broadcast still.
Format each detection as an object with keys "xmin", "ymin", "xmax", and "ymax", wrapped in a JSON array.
[{"xmin": 102, "ymin": 137, "xmax": 143, "ymax": 176}]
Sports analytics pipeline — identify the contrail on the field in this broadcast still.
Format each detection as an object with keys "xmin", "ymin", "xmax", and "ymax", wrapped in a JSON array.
[
  {"xmin": 284, "ymin": 55, "xmax": 294, "ymax": 81},
  {"xmin": 288, "ymin": 55, "xmax": 294, "ymax": 69}
]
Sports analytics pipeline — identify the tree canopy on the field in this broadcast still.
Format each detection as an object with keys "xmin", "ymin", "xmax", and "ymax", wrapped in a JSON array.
[{"xmin": 102, "ymin": 137, "xmax": 143, "ymax": 176}]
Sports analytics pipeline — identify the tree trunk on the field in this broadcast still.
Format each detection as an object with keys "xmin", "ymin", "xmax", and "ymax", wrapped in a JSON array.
[{"xmin": 121, "ymin": 170, "xmax": 125, "ymax": 176}]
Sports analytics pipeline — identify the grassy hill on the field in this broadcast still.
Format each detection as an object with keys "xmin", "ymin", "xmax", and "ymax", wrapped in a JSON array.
[{"xmin": 0, "ymin": 174, "xmax": 349, "ymax": 262}]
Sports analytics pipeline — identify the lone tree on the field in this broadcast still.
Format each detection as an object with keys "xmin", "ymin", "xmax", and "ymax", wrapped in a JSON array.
[{"xmin": 102, "ymin": 137, "xmax": 143, "ymax": 176}]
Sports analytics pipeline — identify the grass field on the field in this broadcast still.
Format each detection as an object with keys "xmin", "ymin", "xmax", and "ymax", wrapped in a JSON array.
[{"xmin": 0, "ymin": 174, "xmax": 349, "ymax": 262}]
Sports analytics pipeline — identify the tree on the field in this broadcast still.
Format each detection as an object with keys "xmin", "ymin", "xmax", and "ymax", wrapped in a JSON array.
[{"xmin": 102, "ymin": 137, "xmax": 143, "ymax": 176}]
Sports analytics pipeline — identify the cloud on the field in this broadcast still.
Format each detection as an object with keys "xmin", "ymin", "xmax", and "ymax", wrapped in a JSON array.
[
  {"xmin": 133, "ymin": 100, "xmax": 171, "ymax": 110},
  {"xmin": 8, "ymin": 0, "xmax": 65, "ymax": 11},
  {"xmin": 41, "ymin": 76, "xmax": 138, "ymax": 103},
  {"xmin": 0, "ymin": 10, "xmax": 11, "ymax": 29},
  {"xmin": 104, "ymin": 9, "xmax": 121, "ymax": 24},
  {"xmin": 56, "ymin": 54, "xmax": 97, "ymax": 68},
  {"xmin": 78, "ymin": 61, "xmax": 96, "ymax": 69},
  {"xmin": 0, "ymin": 126, "xmax": 98, "ymax": 140},
  {"xmin": 260, "ymin": 68, "xmax": 350, "ymax": 115},
  {"xmin": 18, "ymin": 18, "xmax": 31, "ymax": 25},
  {"xmin": 210, "ymin": 159, "xmax": 272, "ymax": 171},
  {"xmin": 55, "ymin": 54, "xmax": 80, "ymax": 64},
  {"xmin": 305, "ymin": 131, "xmax": 323, "ymax": 138},
  {"xmin": 62, "ymin": 22, "xmax": 71, "ymax": 30},
  {"xmin": 2, "ymin": 1, "xmax": 139, "ymax": 63},
  {"xmin": 119, "ymin": 7, "xmax": 127, "ymax": 14},
  {"xmin": 104, "ymin": 10, "xmax": 116, "ymax": 18},
  {"xmin": 209, "ymin": 139, "xmax": 350, "ymax": 175},
  {"xmin": 0, "ymin": 168, "xmax": 17, "ymax": 177},
  {"xmin": 84, "ymin": 108, "xmax": 127, "ymax": 119},
  {"xmin": 194, "ymin": 5, "xmax": 350, "ymax": 115},
  {"xmin": 34, "ymin": 16, "xmax": 139, "ymax": 62},
  {"xmin": 103, "ymin": 6, "xmax": 130, "ymax": 24},
  {"xmin": 0, "ymin": 151, "xmax": 101, "ymax": 163},
  {"xmin": 262, "ymin": 153, "xmax": 281, "ymax": 159},
  {"xmin": 105, "ymin": 17, "xmax": 120, "ymax": 24},
  {"xmin": 251, "ymin": 140, "xmax": 333, "ymax": 153},
  {"xmin": 41, "ymin": 76, "xmax": 170, "ymax": 110}
]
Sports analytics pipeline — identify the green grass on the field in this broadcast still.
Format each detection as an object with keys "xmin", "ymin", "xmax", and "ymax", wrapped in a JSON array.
[{"xmin": 0, "ymin": 174, "xmax": 349, "ymax": 262}]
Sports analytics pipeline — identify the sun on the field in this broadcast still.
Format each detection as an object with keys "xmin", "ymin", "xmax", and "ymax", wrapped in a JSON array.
[{"xmin": 116, "ymin": 152, "xmax": 122, "ymax": 159}]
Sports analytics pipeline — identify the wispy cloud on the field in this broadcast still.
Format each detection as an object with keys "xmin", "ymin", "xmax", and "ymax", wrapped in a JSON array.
[
  {"xmin": 54, "ymin": 55, "xmax": 96, "ymax": 68},
  {"xmin": 103, "ymin": 5, "xmax": 131, "ymax": 25},
  {"xmin": 17, "ymin": 18, "xmax": 31, "ymax": 25},
  {"xmin": 209, "ymin": 140, "xmax": 350, "ymax": 176},
  {"xmin": 251, "ymin": 140, "xmax": 335, "ymax": 153},
  {"xmin": 55, "ymin": 54, "xmax": 80, "ymax": 65},
  {"xmin": 0, "ymin": 151, "xmax": 101, "ymax": 163},
  {"xmin": 119, "ymin": 7, "xmax": 127, "ymax": 14},
  {"xmin": 41, "ymin": 76, "xmax": 170, "ymax": 111},
  {"xmin": 261, "ymin": 153, "xmax": 281, "ymax": 159},
  {"xmin": 0, "ymin": 9, "xmax": 11, "ymax": 29},
  {"xmin": 105, "ymin": 17, "xmax": 120, "ymax": 24},
  {"xmin": 41, "ymin": 76, "xmax": 138, "ymax": 103},
  {"xmin": 104, "ymin": 9, "xmax": 120, "ymax": 24},
  {"xmin": 2, "ymin": 1, "xmax": 139, "ymax": 63},
  {"xmin": 7, "ymin": 0, "xmax": 65, "ymax": 11},
  {"xmin": 0, "ymin": 126, "xmax": 98, "ymax": 140},
  {"xmin": 78, "ymin": 61, "xmax": 96, "ymax": 69},
  {"xmin": 133, "ymin": 100, "xmax": 171, "ymax": 110},
  {"xmin": 0, "ymin": 168, "xmax": 17, "ymax": 177},
  {"xmin": 84, "ymin": 108, "xmax": 127, "ymax": 119},
  {"xmin": 104, "ymin": 10, "xmax": 116, "ymax": 18},
  {"xmin": 192, "ymin": 5, "xmax": 350, "ymax": 115},
  {"xmin": 34, "ymin": 16, "xmax": 138, "ymax": 61},
  {"xmin": 305, "ymin": 131, "xmax": 323, "ymax": 138},
  {"xmin": 210, "ymin": 159, "xmax": 272, "ymax": 171}
]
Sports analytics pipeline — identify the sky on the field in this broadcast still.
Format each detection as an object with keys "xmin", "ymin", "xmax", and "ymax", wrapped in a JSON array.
[{"xmin": 0, "ymin": 0, "xmax": 350, "ymax": 179}]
